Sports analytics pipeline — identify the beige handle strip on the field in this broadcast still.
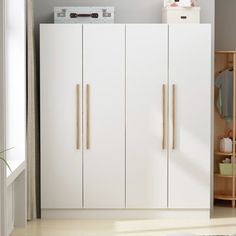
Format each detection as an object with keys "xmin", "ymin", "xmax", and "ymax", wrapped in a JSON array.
[
  {"xmin": 232, "ymin": 53, "xmax": 236, "ymax": 208},
  {"xmin": 86, "ymin": 84, "xmax": 90, "ymax": 149},
  {"xmin": 172, "ymin": 84, "xmax": 175, "ymax": 150},
  {"xmin": 162, "ymin": 84, "xmax": 166, "ymax": 150},
  {"xmin": 76, "ymin": 84, "xmax": 80, "ymax": 150}
]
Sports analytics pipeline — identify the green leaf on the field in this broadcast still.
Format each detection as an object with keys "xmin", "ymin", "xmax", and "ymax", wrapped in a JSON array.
[
  {"xmin": 0, "ymin": 147, "xmax": 15, "ymax": 154},
  {"xmin": 0, "ymin": 157, "xmax": 12, "ymax": 172},
  {"xmin": 0, "ymin": 147, "xmax": 15, "ymax": 173}
]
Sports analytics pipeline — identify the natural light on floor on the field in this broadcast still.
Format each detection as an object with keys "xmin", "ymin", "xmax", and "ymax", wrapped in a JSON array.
[{"xmin": 11, "ymin": 216, "xmax": 236, "ymax": 236}]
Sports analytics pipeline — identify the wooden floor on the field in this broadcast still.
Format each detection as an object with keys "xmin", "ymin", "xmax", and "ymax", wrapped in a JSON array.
[{"xmin": 11, "ymin": 207, "xmax": 236, "ymax": 236}]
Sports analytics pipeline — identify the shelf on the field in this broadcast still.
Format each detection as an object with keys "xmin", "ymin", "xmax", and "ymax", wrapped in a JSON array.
[
  {"xmin": 215, "ymin": 51, "xmax": 236, "ymax": 54},
  {"xmin": 215, "ymin": 173, "xmax": 236, "ymax": 178},
  {"xmin": 215, "ymin": 152, "xmax": 233, "ymax": 156},
  {"xmin": 214, "ymin": 194, "xmax": 236, "ymax": 201}
]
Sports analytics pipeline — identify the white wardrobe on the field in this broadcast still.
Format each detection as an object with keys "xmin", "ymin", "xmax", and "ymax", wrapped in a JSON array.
[{"xmin": 40, "ymin": 24, "xmax": 211, "ymax": 216}]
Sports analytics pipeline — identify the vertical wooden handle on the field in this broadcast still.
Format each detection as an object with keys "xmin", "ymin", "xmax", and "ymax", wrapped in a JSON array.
[
  {"xmin": 86, "ymin": 84, "xmax": 90, "ymax": 149},
  {"xmin": 76, "ymin": 84, "xmax": 80, "ymax": 150},
  {"xmin": 172, "ymin": 84, "xmax": 175, "ymax": 150},
  {"xmin": 162, "ymin": 84, "xmax": 166, "ymax": 150},
  {"xmin": 232, "ymin": 53, "xmax": 236, "ymax": 208}
]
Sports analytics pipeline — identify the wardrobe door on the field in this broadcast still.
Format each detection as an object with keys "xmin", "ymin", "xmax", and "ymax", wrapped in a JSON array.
[
  {"xmin": 168, "ymin": 25, "xmax": 211, "ymax": 208},
  {"xmin": 40, "ymin": 25, "xmax": 83, "ymax": 208},
  {"xmin": 126, "ymin": 24, "xmax": 168, "ymax": 208},
  {"xmin": 83, "ymin": 24, "xmax": 125, "ymax": 208}
]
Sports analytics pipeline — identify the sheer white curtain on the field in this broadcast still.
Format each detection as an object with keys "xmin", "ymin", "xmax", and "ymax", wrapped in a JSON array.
[
  {"xmin": 0, "ymin": 0, "xmax": 6, "ymax": 233},
  {"xmin": 27, "ymin": 0, "xmax": 37, "ymax": 220}
]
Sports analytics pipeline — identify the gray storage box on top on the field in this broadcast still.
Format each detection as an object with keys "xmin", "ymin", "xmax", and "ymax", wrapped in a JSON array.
[{"xmin": 54, "ymin": 7, "xmax": 115, "ymax": 24}]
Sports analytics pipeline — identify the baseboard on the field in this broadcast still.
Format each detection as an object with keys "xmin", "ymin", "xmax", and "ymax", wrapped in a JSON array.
[{"xmin": 41, "ymin": 209, "xmax": 210, "ymax": 220}]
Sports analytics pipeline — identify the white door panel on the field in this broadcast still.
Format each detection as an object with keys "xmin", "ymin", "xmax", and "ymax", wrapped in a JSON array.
[
  {"xmin": 168, "ymin": 24, "xmax": 211, "ymax": 208},
  {"xmin": 126, "ymin": 24, "xmax": 168, "ymax": 208},
  {"xmin": 40, "ymin": 24, "xmax": 83, "ymax": 208},
  {"xmin": 83, "ymin": 24, "xmax": 125, "ymax": 208}
]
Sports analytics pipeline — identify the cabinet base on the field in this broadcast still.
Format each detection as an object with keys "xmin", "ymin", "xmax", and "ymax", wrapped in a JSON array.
[{"xmin": 41, "ymin": 209, "xmax": 210, "ymax": 219}]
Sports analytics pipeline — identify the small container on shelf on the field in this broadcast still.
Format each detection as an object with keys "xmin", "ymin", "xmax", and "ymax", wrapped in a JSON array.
[
  {"xmin": 164, "ymin": 0, "xmax": 198, "ymax": 7},
  {"xmin": 219, "ymin": 137, "xmax": 233, "ymax": 153},
  {"xmin": 219, "ymin": 163, "xmax": 236, "ymax": 176},
  {"xmin": 162, "ymin": 7, "xmax": 200, "ymax": 24}
]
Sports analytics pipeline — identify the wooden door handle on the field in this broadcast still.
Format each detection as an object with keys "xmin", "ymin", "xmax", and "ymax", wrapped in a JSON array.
[
  {"xmin": 76, "ymin": 84, "xmax": 80, "ymax": 149},
  {"xmin": 172, "ymin": 84, "xmax": 176, "ymax": 150},
  {"xmin": 86, "ymin": 84, "xmax": 90, "ymax": 149},
  {"xmin": 162, "ymin": 84, "xmax": 166, "ymax": 150}
]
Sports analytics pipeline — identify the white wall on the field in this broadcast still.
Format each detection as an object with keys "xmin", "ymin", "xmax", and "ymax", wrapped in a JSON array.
[{"xmin": 215, "ymin": 0, "xmax": 236, "ymax": 50}]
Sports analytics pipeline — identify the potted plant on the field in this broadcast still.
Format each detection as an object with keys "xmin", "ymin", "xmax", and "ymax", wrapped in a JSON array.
[{"xmin": 0, "ymin": 148, "xmax": 13, "ymax": 172}]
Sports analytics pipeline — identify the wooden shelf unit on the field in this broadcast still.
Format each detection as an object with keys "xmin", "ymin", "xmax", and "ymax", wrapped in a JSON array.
[
  {"xmin": 215, "ymin": 173, "xmax": 236, "ymax": 178},
  {"xmin": 214, "ymin": 51, "xmax": 236, "ymax": 208},
  {"xmin": 215, "ymin": 152, "xmax": 233, "ymax": 156},
  {"xmin": 214, "ymin": 194, "xmax": 236, "ymax": 201}
]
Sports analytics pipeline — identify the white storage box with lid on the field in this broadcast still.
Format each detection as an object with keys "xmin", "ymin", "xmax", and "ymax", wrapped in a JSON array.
[
  {"xmin": 162, "ymin": 7, "xmax": 200, "ymax": 23},
  {"xmin": 164, "ymin": 0, "xmax": 193, "ymax": 7}
]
